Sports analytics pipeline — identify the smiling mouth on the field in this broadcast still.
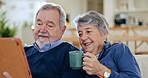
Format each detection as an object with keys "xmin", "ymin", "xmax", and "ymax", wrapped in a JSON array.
[{"xmin": 83, "ymin": 42, "xmax": 91, "ymax": 47}]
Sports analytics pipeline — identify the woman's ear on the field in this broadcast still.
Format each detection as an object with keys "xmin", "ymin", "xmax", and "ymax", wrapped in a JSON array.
[
  {"xmin": 104, "ymin": 32, "xmax": 109, "ymax": 40},
  {"xmin": 103, "ymin": 32, "xmax": 109, "ymax": 44}
]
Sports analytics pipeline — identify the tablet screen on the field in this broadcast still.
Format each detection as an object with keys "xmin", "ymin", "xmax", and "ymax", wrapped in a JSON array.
[{"xmin": 0, "ymin": 38, "xmax": 32, "ymax": 78}]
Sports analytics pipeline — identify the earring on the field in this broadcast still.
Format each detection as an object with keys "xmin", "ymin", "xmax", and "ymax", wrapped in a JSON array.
[{"xmin": 104, "ymin": 38, "xmax": 108, "ymax": 44}]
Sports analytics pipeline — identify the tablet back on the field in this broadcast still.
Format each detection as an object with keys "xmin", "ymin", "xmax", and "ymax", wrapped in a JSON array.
[{"xmin": 0, "ymin": 38, "xmax": 32, "ymax": 78}]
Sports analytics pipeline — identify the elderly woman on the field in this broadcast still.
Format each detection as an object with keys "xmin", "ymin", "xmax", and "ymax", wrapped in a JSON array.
[{"xmin": 74, "ymin": 11, "xmax": 141, "ymax": 78}]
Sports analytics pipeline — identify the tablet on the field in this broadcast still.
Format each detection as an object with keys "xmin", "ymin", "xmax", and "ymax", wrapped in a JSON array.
[{"xmin": 0, "ymin": 38, "xmax": 32, "ymax": 78}]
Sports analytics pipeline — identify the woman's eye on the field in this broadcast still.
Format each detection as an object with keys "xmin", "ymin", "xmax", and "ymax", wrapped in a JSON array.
[
  {"xmin": 48, "ymin": 25, "xmax": 53, "ymax": 27},
  {"xmin": 86, "ymin": 31, "xmax": 91, "ymax": 33},
  {"xmin": 37, "ymin": 23, "xmax": 41, "ymax": 25}
]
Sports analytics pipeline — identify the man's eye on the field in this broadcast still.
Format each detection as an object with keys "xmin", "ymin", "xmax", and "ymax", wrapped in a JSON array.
[
  {"xmin": 37, "ymin": 22, "xmax": 42, "ymax": 25},
  {"xmin": 47, "ymin": 23, "xmax": 54, "ymax": 27},
  {"xmin": 48, "ymin": 25, "xmax": 53, "ymax": 27},
  {"xmin": 78, "ymin": 33, "xmax": 82, "ymax": 37}
]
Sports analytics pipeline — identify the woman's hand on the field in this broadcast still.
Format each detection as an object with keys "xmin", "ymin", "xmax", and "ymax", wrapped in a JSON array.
[
  {"xmin": 83, "ymin": 52, "xmax": 108, "ymax": 77},
  {"xmin": 3, "ymin": 72, "xmax": 13, "ymax": 78}
]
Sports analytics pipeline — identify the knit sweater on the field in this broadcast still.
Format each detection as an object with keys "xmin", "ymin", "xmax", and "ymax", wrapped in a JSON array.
[{"xmin": 25, "ymin": 42, "xmax": 85, "ymax": 78}]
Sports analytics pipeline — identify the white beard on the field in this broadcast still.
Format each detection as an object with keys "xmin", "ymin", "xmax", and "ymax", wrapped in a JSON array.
[
  {"xmin": 36, "ymin": 32, "xmax": 50, "ymax": 48},
  {"xmin": 36, "ymin": 37, "xmax": 50, "ymax": 49}
]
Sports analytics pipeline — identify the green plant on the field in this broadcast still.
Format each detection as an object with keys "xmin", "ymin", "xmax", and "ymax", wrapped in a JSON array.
[{"xmin": 0, "ymin": 12, "xmax": 17, "ymax": 37}]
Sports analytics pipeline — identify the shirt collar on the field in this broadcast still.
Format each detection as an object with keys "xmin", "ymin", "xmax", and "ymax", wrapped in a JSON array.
[
  {"xmin": 97, "ymin": 42, "xmax": 111, "ymax": 59},
  {"xmin": 33, "ymin": 39, "xmax": 62, "ymax": 52}
]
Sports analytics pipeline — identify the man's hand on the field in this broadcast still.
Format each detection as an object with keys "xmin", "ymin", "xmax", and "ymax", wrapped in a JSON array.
[{"xmin": 3, "ymin": 72, "xmax": 13, "ymax": 78}]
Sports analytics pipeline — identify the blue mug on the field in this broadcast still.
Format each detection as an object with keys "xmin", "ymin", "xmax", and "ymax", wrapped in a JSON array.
[{"xmin": 69, "ymin": 51, "xmax": 83, "ymax": 70}]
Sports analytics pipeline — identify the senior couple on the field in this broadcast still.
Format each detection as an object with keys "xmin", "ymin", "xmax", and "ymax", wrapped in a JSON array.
[{"xmin": 3, "ymin": 2, "xmax": 141, "ymax": 78}]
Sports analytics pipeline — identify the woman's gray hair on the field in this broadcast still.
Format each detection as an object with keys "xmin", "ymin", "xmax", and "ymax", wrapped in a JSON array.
[
  {"xmin": 74, "ymin": 10, "xmax": 109, "ymax": 36},
  {"xmin": 35, "ymin": 3, "xmax": 66, "ymax": 26}
]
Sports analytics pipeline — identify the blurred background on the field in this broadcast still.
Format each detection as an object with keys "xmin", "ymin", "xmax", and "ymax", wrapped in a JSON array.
[
  {"xmin": 1, "ymin": 0, "xmax": 148, "ymax": 77},
  {"xmin": 0, "ymin": 0, "xmax": 148, "ymax": 54}
]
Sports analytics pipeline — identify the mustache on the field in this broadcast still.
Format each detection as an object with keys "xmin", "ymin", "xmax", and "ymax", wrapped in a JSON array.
[{"xmin": 38, "ymin": 33, "xmax": 49, "ymax": 38}]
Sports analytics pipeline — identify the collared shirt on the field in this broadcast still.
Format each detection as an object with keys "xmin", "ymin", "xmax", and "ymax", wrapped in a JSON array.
[
  {"xmin": 86, "ymin": 42, "xmax": 141, "ymax": 78},
  {"xmin": 25, "ymin": 42, "xmax": 86, "ymax": 78},
  {"xmin": 96, "ymin": 53, "xmax": 100, "ymax": 58},
  {"xmin": 33, "ymin": 39, "xmax": 62, "ymax": 52}
]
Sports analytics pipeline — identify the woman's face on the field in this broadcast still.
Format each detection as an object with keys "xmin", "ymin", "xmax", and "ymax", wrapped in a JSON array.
[{"xmin": 78, "ymin": 25, "xmax": 107, "ymax": 55}]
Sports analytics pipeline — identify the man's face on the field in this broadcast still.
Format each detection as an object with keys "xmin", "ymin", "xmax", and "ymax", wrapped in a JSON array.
[
  {"xmin": 34, "ymin": 9, "xmax": 66, "ymax": 47},
  {"xmin": 78, "ymin": 25, "xmax": 107, "ymax": 55}
]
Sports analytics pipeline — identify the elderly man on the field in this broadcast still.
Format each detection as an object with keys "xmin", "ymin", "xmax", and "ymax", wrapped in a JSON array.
[{"xmin": 3, "ymin": 3, "xmax": 85, "ymax": 78}]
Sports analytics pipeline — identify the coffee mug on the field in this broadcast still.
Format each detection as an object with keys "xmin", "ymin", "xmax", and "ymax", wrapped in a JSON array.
[{"xmin": 69, "ymin": 50, "xmax": 83, "ymax": 70}]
